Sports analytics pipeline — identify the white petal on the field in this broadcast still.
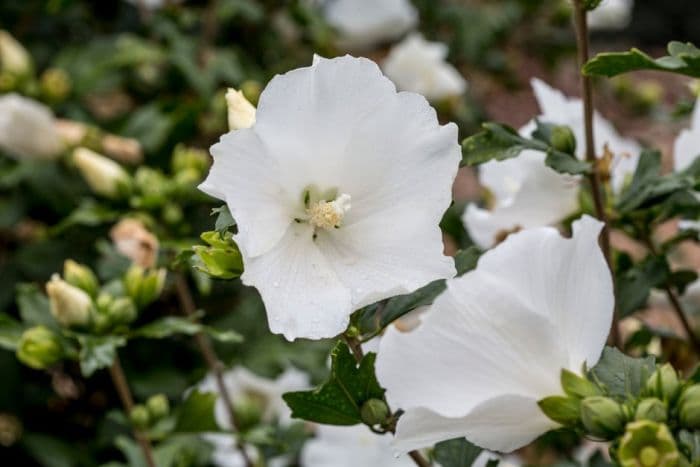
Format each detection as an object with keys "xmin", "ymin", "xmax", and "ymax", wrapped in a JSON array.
[
  {"xmin": 463, "ymin": 151, "xmax": 579, "ymax": 249},
  {"xmin": 393, "ymin": 395, "xmax": 554, "ymax": 454},
  {"xmin": 476, "ymin": 215, "xmax": 612, "ymax": 369},
  {"xmin": 0, "ymin": 93, "xmax": 63, "ymax": 160},
  {"xmin": 201, "ymin": 129, "xmax": 294, "ymax": 258},
  {"xmin": 377, "ymin": 272, "xmax": 565, "ymax": 419},
  {"xmin": 241, "ymin": 223, "xmax": 351, "ymax": 341},
  {"xmin": 588, "ymin": 0, "xmax": 634, "ymax": 31},
  {"xmin": 674, "ymin": 98, "xmax": 700, "ymax": 172}
]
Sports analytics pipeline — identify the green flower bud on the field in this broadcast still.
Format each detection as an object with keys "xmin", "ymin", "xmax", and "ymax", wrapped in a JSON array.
[
  {"xmin": 146, "ymin": 394, "xmax": 170, "ymax": 420},
  {"xmin": 73, "ymin": 147, "xmax": 131, "ymax": 199},
  {"xmin": 360, "ymin": 398, "xmax": 390, "ymax": 426},
  {"xmin": 63, "ymin": 259, "xmax": 99, "ymax": 297},
  {"xmin": 561, "ymin": 369, "xmax": 601, "ymax": 398},
  {"xmin": 132, "ymin": 167, "xmax": 169, "ymax": 208},
  {"xmin": 538, "ymin": 395, "xmax": 581, "ymax": 426},
  {"xmin": 16, "ymin": 326, "xmax": 63, "ymax": 369},
  {"xmin": 123, "ymin": 265, "xmax": 166, "ymax": 310},
  {"xmin": 646, "ymin": 364, "xmax": 681, "ymax": 403},
  {"xmin": 233, "ymin": 393, "xmax": 265, "ymax": 431},
  {"xmin": 129, "ymin": 404, "xmax": 150, "ymax": 429},
  {"xmin": 161, "ymin": 203, "xmax": 183, "ymax": 225},
  {"xmin": 618, "ymin": 420, "xmax": 679, "ymax": 467},
  {"xmin": 581, "ymin": 396, "xmax": 627, "ymax": 439},
  {"xmin": 635, "ymin": 398, "xmax": 667, "ymax": 423},
  {"xmin": 46, "ymin": 274, "xmax": 94, "ymax": 328},
  {"xmin": 40, "ymin": 68, "xmax": 71, "ymax": 103},
  {"xmin": 550, "ymin": 125, "xmax": 577, "ymax": 155},
  {"xmin": 171, "ymin": 144, "xmax": 209, "ymax": 178},
  {"xmin": 106, "ymin": 297, "xmax": 137, "ymax": 326},
  {"xmin": 678, "ymin": 385, "xmax": 700, "ymax": 429}
]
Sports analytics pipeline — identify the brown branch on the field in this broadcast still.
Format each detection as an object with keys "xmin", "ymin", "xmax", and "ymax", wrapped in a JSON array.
[
  {"xmin": 572, "ymin": 0, "xmax": 620, "ymax": 348},
  {"xmin": 109, "ymin": 356, "xmax": 156, "ymax": 467},
  {"xmin": 174, "ymin": 273, "xmax": 253, "ymax": 467}
]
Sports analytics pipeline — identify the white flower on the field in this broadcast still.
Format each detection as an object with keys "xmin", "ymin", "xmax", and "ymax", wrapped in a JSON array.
[
  {"xmin": 73, "ymin": 147, "xmax": 130, "ymax": 199},
  {"xmin": 46, "ymin": 274, "xmax": 94, "ymax": 328},
  {"xmin": 0, "ymin": 30, "xmax": 32, "ymax": 77},
  {"xmin": 226, "ymin": 88, "xmax": 256, "ymax": 131},
  {"xmin": 382, "ymin": 33, "xmax": 467, "ymax": 102},
  {"xmin": 588, "ymin": 0, "xmax": 634, "ymax": 31},
  {"xmin": 376, "ymin": 215, "xmax": 613, "ymax": 453},
  {"xmin": 324, "ymin": 0, "xmax": 418, "ymax": 51},
  {"xmin": 463, "ymin": 78, "xmax": 640, "ymax": 248},
  {"xmin": 0, "ymin": 94, "xmax": 63, "ymax": 160},
  {"xmin": 200, "ymin": 55, "xmax": 459, "ymax": 341},
  {"xmin": 301, "ymin": 424, "xmax": 416, "ymax": 467}
]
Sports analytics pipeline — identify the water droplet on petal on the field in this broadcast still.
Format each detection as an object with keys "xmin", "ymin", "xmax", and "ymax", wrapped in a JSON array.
[{"xmin": 273, "ymin": 281, "xmax": 280, "ymax": 287}]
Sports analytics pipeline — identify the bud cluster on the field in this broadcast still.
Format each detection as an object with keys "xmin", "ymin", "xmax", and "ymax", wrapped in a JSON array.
[
  {"xmin": 192, "ymin": 231, "xmax": 244, "ymax": 280},
  {"xmin": 130, "ymin": 394, "xmax": 171, "ymax": 430}
]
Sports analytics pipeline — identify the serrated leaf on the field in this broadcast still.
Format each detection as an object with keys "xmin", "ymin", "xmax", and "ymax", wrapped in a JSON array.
[
  {"xmin": 590, "ymin": 347, "xmax": 656, "ymax": 398},
  {"xmin": 283, "ymin": 342, "xmax": 385, "ymax": 425},
  {"xmin": 175, "ymin": 390, "xmax": 220, "ymax": 433},
  {"xmin": 77, "ymin": 334, "xmax": 127, "ymax": 377},
  {"xmin": 0, "ymin": 312, "xmax": 23, "ymax": 350},
  {"xmin": 433, "ymin": 437, "xmax": 483, "ymax": 467},
  {"xmin": 584, "ymin": 41, "xmax": 700, "ymax": 78}
]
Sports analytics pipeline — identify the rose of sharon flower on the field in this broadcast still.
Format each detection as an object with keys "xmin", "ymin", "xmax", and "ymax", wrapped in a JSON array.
[
  {"xmin": 197, "ymin": 366, "xmax": 310, "ymax": 467},
  {"xmin": 382, "ymin": 33, "xmax": 467, "ymax": 102},
  {"xmin": 377, "ymin": 216, "xmax": 613, "ymax": 452},
  {"xmin": 588, "ymin": 0, "xmax": 634, "ymax": 31},
  {"xmin": 200, "ymin": 55, "xmax": 459, "ymax": 340},
  {"xmin": 324, "ymin": 0, "xmax": 417, "ymax": 51},
  {"xmin": 0, "ymin": 94, "xmax": 63, "ymax": 160},
  {"xmin": 463, "ymin": 78, "xmax": 640, "ymax": 248}
]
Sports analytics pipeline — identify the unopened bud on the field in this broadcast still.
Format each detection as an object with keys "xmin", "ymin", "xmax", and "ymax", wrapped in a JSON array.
[
  {"xmin": 46, "ymin": 274, "xmax": 93, "ymax": 328},
  {"xmin": 580, "ymin": 396, "xmax": 626, "ymax": 439},
  {"xmin": 618, "ymin": 420, "xmax": 679, "ymax": 467},
  {"xmin": 106, "ymin": 297, "xmax": 137, "ymax": 326},
  {"xmin": 129, "ymin": 405, "xmax": 150, "ymax": 429},
  {"xmin": 226, "ymin": 88, "xmax": 256, "ymax": 131},
  {"xmin": 146, "ymin": 394, "xmax": 170, "ymax": 420},
  {"xmin": 561, "ymin": 369, "xmax": 601, "ymax": 398},
  {"xmin": 679, "ymin": 385, "xmax": 700, "ymax": 429},
  {"xmin": 124, "ymin": 265, "xmax": 166, "ymax": 310},
  {"xmin": 360, "ymin": 398, "xmax": 390, "ymax": 426},
  {"xmin": 635, "ymin": 398, "xmax": 667, "ymax": 423},
  {"xmin": 73, "ymin": 147, "xmax": 131, "ymax": 199},
  {"xmin": 550, "ymin": 125, "xmax": 577, "ymax": 155},
  {"xmin": 171, "ymin": 144, "xmax": 209, "ymax": 178},
  {"xmin": 16, "ymin": 326, "xmax": 63, "ymax": 369},
  {"xmin": 40, "ymin": 68, "xmax": 71, "ymax": 103},
  {"xmin": 63, "ymin": 260, "xmax": 99, "ymax": 297},
  {"xmin": 233, "ymin": 393, "xmax": 265, "ymax": 431},
  {"xmin": 0, "ymin": 30, "xmax": 32, "ymax": 78},
  {"xmin": 538, "ymin": 395, "xmax": 581, "ymax": 426},
  {"xmin": 646, "ymin": 364, "xmax": 680, "ymax": 403}
]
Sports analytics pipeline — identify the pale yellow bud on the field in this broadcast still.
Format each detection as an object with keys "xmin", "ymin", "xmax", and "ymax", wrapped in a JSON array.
[
  {"xmin": 73, "ymin": 147, "xmax": 131, "ymax": 199},
  {"xmin": 226, "ymin": 88, "xmax": 256, "ymax": 131},
  {"xmin": 0, "ymin": 30, "xmax": 32, "ymax": 77},
  {"xmin": 46, "ymin": 274, "xmax": 93, "ymax": 328}
]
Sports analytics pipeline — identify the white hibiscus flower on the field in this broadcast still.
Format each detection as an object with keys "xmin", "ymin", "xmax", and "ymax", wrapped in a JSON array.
[
  {"xmin": 463, "ymin": 78, "xmax": 640, "ymax": 249},
  {"xmin": 376, "ymin": 215, "xmax": 613, "ymax": 453},
  {"xmin": 0, "ymin": 93, "xmax": 63, "ymax": 160},
  {"xmin": 588, "ymin": 0, "xmax": 634, "ymax": 31},
  {"xmin": 200, "ymin": 55, "xmax": 459, "ymax": 341},
  {"xmin": 323, "ymin": 0, "xmax": 418, "ymax": 51},
  {"xmin": 382, "ymin": 33, "xmax": 467, "ymax": 102}
]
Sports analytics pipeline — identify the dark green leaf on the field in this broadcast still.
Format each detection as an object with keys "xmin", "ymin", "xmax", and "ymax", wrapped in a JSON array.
[
  {"xmin": 544, "ymin": 150, "xmax": 591, "ymax": 175},
  {"xmin": 283, "ymin": 342, "xmax": 385, "ymax": 425},
  {"xmin": 433, "ymin": 437, "xmax": 484, "ymax": 467},
  {"xmin": 615, "ymin": 254, "xmax": 669, "ymax": 317},
  {"xmin": 584, "ymin": 42, "xmax": 700, "ymax": 78},
  {"xmin": 0, "ymin": 312, "xmax": 23, "ymax": 350},
  {"xmin": 77, "ymin": 335, "xmax": 127, "ymax": 377},
  {"xmin": 590, "ymin": 347, "xmax": 655, "ymax": 398},
  {"xmin": 175, "ymin": 390, "xmax": 220, "ymax": 433},
  {"xmin": 454, "ymin": 247, "xmax": 482, "ymax": 276},
  {"xmin": 16, "ymin": 284, "xmax": 56, "ymax": 329},
  {"xmin": 669, "ymin": 269, "xmax": 699, "ymax": 295}
]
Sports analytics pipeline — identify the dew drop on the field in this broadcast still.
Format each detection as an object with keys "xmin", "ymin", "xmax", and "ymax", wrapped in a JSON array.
[{"xmin": 273, "ymin": 281, "xmax": 280, "ymax": 287}]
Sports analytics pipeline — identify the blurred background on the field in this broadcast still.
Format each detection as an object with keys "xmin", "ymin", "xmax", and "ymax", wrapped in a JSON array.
[{"xmin": 1, "ymin": 0, "xmax": 700, "ymax": 465}]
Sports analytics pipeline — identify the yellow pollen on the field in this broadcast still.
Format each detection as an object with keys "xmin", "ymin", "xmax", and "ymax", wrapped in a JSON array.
[{"xmin": 306, "ymin": 194, "xmax": 351, "ymax": 229}]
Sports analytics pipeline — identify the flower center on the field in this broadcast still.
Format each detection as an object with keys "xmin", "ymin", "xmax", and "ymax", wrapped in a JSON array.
[
  {"xmin": 639, "ymin": 446, "xmax": 659, "ymax": 467},
  {"xmin": 306, "ymin": 194, "xmax": 351, "ymax": 229}
]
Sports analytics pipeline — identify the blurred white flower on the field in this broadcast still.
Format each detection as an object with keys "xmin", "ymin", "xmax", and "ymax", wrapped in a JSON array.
[
  {"xmin": 198, "ymin": 366, "xmax": 309, "ymax": 467},
  {"xmin": 0, "ymin": 93, "xmax": 63, "ymax": 160},
  {"xmin": 324, "ymin": 0, "xmax": 418, "ymax": 51},
  {"xmin": 301, "ymin": 424, "xmax": 415, "ymax": 467},
  {"xmin": 588, "ymin": 0, "xmax": 634, "ymax": 31},
  {"xmin": 73, "ymin": 147, "xmax": 131, "ymax": 199},
  {"xmin": 200, "ymin": 55, "xmax": 458, "ymax": 340},
  {"xmin": 382, "ymin": 33, "xmax": 467, "ymax": 102},
  {"xmin": 226, "ymin": 88, "xmax": 256, "ymax": 131},
  {"xmin": 0, "ymin": 30, "xmax": 32, "ymax": 77},
  {"xmin": 377, "ymin": 215, "xmax": 613, "ymax": 452},
  {"xmin": 124, "ymin": 0, "xmax": 182, "ymax": 11},
  {"xmin": 463, "ymin": 78, "xmax": 640, "ymax": 248}
]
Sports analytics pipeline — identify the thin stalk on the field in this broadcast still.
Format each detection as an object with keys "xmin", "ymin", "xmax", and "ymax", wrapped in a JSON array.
[
  {"xmin": 572, "ymin": 0, "xmax": 620, "ymax": 348},
  {"xmin": 174, "ymin": 273, "xmax": 253, "ymax": 467},
  {"xmin": 342, "ymin": 334, "xmax": 431, "ymax": 467},
  {"xmin": 109, "ymin": 356, "xmax": 156, "ymax": 467}
]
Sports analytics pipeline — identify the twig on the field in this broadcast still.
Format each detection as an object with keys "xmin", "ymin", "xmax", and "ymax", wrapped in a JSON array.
[
  {"xmin": 572, "ymin": 0, "xmax": 620, "ymax": 348},
  {"xmin": 173, "ymin": 273, "xmax": 253, "ymax": 467},
  {"xmin": 109, "ymin": 356, "xmax": 157, "ymax": 467},
  {"xmin": 342, "ymin": 333, "xmax": 432, "ymax": 467}
]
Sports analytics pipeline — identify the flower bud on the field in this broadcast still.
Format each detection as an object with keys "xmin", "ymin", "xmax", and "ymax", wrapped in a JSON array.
[
  {"xmin": 538, "ymin": 395, "xmax": 581, "ymax": 426},
  {"xmin": 580, "ymin": 396, "xmax": 626, "ymax": 439},
  {"xmin": 73, "ymin": 147, "xmax": 131, "ymax": 199},
  {"xmin": 146, "ymin": 394, "xmax": 170, "ymax": 420},
  {"xmin": 635, "ymin": 398, "xmax": 667, "ymax": 423},
  {"xmin": 226, "ymin": 88, "xmax": 256, "ymax": 131},
  {"xmin": 16, "ymin": 326, "xmax": 63, "ymax": 369},
  {"xmin": 0, "ymin": 94, "xmax": 63, "ymax": 160},
  {"xmin": 171, "ymin": 144, "xmax": 209, "ymax": 179},
  {"xmin": 233, "ymin": 393, "xmax": 265, "ymax": 431},
  {"xmin": 46, "ymin": 274, "xmax": 94, "ymax": 328},
  {"xmin": 560, "ymin": 369, "xmax": 601, "ymax": 398},
  {"xmin": 106, "ymin": 297, "xmax": 137, "ymax": 326},
  {"xmin": 40, "ymin": 68, "xmax": 71, "ymax": 103},
  {"xmin": 0, "ymin": 30, "xmax": 32, "ymax": 78},
  {"xmin": 132, "ymin": 167, "xmax": 169, "ymax": 208},
  {"xmin": 550, "ymin": 125, "xmax": 577, "ymax": 155},
  {"xmin": 618, "ymin": 420, "xmax": 679, "ymax": 467},
  {"xmin": 360, "ymin": 398, "xmax": 390, "ymax": 426},
  {"xmin": 646, "ymin": 364, "xmax": 681, "ymax": 403},
  {"xmin": 678, "ymin": 385, "xmax": 700, "ymax": 429},
  {"xmin": 110, "ymin": 218, "xmax": 159, "ymax": 269},
  {"xmin": 129, "ymin": 404, "xmax": 150, "ymax": 429},
  {"xmin": 63, "ymin": 260, "xmax": 99, "ymax": 298},
  {"xmin": 124, "ymin": 265, "xmax": 166, "ymax": 310}
]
